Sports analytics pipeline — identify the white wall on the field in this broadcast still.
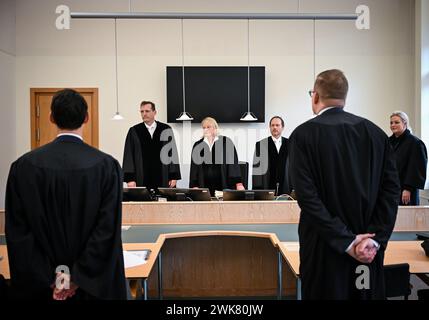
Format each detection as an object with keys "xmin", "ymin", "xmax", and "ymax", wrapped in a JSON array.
[
  {"xmin": 12, "ymin": 0, "xmax": 417, "ymax": 189},
  {"xmin": 0, "ymin": 0, "xmax": 16, "ymax": 207},
  {"xmin": 417, "ymin": 0, "xmax": 429, "ymax": 188}
]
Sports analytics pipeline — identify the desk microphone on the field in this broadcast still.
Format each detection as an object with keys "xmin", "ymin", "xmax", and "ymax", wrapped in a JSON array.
[{"xmin": 275, "ymin": 182, "xmax": 279, "ymax": 196}]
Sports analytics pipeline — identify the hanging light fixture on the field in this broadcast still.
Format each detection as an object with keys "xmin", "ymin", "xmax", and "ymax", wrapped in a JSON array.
[
  {"xmin": 240, "ymin": 19, "xmax": 257, "ymax": 122},
  {"xmin": 112, "ymin": 18, "xmax": 124, "ymax": 120},
  {"xmin": 176, "ymin": 19, "xmax": 194, "ymax": 121}
]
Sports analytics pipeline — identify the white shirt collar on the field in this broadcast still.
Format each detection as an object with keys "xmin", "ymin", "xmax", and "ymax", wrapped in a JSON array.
[
  {"xmin": 203, "ymin": 136, "xmax": 219, "ymax": 151},
  {"xmin": 271, "ymin": 135, "xmax": 282, "ymax": 144},
  {"xmin": 144, "ymin": 121, "xmax": 157, "ymax": 130},
  {"xmin": 317, "ymin": 106, "xmax": 336, "ymax": 116},
  {"xmin": 57, "ymin": 133, "xmax": 83, "ymax": 141}
]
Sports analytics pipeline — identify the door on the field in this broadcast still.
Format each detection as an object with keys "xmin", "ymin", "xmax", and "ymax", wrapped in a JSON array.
[{"xmin": 30, "ymin": 88, "xmax": 99, "ymax": 149}]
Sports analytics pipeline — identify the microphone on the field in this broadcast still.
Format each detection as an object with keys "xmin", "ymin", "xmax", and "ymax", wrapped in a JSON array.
[{"xmin": 275, "ymin": 182, "xmax": 279, "ymax": 196}]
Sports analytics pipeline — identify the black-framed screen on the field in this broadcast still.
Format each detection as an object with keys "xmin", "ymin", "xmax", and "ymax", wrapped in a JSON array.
[{"xmin": 166, "ymin": 66, "xmax": 265, "ymax": 123}]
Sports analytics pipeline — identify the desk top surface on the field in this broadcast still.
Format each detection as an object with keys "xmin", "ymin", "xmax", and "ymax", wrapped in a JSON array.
[{"xmin": 280, "ymin": 241, "xmax": 429, "ymax": 276}]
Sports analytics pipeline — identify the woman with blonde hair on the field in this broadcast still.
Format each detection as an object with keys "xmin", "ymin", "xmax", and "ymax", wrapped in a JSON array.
[
  {"xmin": 189, "ymin": 117, "xmax": 244, "ymax": 196},
  {"xmin": 389, "ymin": 111, "xmax": 427, "ymax": 205}
]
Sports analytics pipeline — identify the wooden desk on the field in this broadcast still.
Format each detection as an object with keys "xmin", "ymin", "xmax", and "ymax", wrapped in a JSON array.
[
  {"xmin": 0, "ymin": 243, "xmax": 162, "ymax": 300},
  {"xmin": 1, "ymin": 205, "xmax": 429, "ymax": 234},
  {"xmin": 278, "ymin": 241, "xmax": 429, "ymax": 299},
  {"xmin": 0, "ymin": 245, "xmax": 9, "ymax": 279},
  {"xmin": 121, "ymin": 202, "xmax": 429, "ymax": 231}
]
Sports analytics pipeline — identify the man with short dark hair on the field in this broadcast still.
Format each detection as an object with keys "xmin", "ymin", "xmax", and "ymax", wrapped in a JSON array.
[
  {"xmin": 252, "ymin": 116, "xmax": 291, "ymax": 195},
  {"xmin": 123, "ymin": 100, "xmax": 181, "ymax": 189},
  {"xmin": 5, "ymin": 89, "xmax": 126, "ymax": 300},
  {"xmin": 289, "ymin": 69, "xmax": 400, "ymax": 299}
]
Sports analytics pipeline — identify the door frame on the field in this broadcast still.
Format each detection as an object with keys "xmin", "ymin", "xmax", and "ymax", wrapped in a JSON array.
[{"xmin": 30, "ymin": 88, "xmax": 99, "ymax": 149}]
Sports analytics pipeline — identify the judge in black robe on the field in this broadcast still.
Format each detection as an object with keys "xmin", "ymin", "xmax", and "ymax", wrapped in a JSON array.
[
  {"xmin": 289, "ymin": 70, "xmax": 400, "ymax": 300},
  {"xmin": 189, "ymin": 117, "xmax": 244, "ymax": 196},
  {"xmin": 389, "ymin": 112, "xmax": 427, "ymax": 205},
  {"xmin": 252, "ymin": 116, "xmax": 291, "ymax": 195},
  {"xmin": 123, "ymin": 101, "xmax": 181, "ymax": 189},
  {"xmin": 5, "ymin": 89, "xmax": 126, "ymax": 300}
]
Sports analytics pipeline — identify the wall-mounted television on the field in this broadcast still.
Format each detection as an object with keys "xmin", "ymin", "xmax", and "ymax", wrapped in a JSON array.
[{"xmin": 166, "ymin": 66, "xmax": 265, "ymax": 123}]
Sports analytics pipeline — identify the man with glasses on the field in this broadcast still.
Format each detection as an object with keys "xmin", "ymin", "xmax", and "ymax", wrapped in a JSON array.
[{"xmin": 289, "ymin": 69, "xmax": 400, "ymax": 299}]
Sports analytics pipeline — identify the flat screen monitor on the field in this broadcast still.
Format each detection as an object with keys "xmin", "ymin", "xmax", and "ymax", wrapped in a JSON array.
[
  {"xmin": 123, "ymin": 187, "xmax": 153, "ymax": 202},
  {"xmin": 222, "ymin": 189, "xmax": 275, "ymax": 201},
  {"xmin": 166, "ymin": 66, "xmax": 265, "ymax": 123},
  {"xmin": 157, "ymin": 188, "xmax": 212, "ymax": 201}
]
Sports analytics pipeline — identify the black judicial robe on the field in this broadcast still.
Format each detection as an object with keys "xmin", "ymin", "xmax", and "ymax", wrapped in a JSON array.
[
  {"xmin": 252, "ymin": 136, "xmax": 291, "ymax": 195},
  {"xmin": 5, "ymin": 136, "xmax": 126, "ymax": 300},
  {"xmin": 122, "ymin": 121, "xmax": 181, "ymax": 188},
  {"xmin": 189, "ymin": 136, "xmax": 242, "ymax": 194},
  {"xmin": 289, "ymin": 108, "xmax": 400, "ymax": 300},
  {"xmin": 389, "ymin": 129, "xmax": 428, "ymax": 205}
]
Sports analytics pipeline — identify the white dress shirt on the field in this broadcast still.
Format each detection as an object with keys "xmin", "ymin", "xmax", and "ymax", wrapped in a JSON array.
[
  {"xmin": 203, "ymin": 136, "xmax": 219, "ymax": 152},
  {"xmin": 271, "ymin": 136, "xmax": 282, "ymax": 153},
  {"xmin": 145, "ymin": 121, "xmax": 157, "ymax": 138}
]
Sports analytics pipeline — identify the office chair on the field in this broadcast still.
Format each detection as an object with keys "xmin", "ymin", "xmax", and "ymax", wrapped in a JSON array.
[
  {"xmin": 384, "ymin": 263, "xmax": 411, "ymax": 299},
  {"xmin": 238, "ymin": 161, "xmax": 249, "ymax": 190}
]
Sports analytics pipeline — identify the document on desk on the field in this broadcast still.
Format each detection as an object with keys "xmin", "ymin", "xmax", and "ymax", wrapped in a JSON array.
[{"xmin": 123, "ymin": 250, "xmax": 151, "ymax": 268}]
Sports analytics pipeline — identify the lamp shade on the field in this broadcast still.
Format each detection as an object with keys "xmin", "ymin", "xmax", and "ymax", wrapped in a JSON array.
[
  {"xmin": 112, "ymin": 111, "xmax": 124, "ymax": 120},
  {"xmin": 176, "ymin": 111, "xmax": 194, "ymax": 121},
  {"xmin": 240, "ymin": 111, "xmax": 258, "ymax": 121}
]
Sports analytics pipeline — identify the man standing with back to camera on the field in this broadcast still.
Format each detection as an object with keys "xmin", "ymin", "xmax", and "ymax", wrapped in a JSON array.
[
  {"xmin": 6, "ymin": 89, "xmax": 126, "ymax": 300},
  {"xmin": 289, "ymin": 69, "xmax": 400, "ymax": 299}
]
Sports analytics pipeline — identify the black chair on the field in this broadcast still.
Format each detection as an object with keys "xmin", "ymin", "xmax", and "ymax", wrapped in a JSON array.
[
  {"xmin": 384, "ymin": 263, "xmax": 411, "ymax": 299},
  {"xmin": 238, "ymin": 161, "xmax": 249, "ymax": 190},
  {"xmin": 417, "ymin": 289, "xmax": 429, "ymax": 300}
]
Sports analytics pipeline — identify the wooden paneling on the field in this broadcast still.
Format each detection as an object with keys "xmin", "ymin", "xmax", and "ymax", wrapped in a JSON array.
[
  {"xmin": 394, "ymin": 206, "xmax": 429, "ymax": 231},
  {"xmin": 1, "ymin": 205, "xmax": 429, "ymax": 234},
  {"xmin": 122, "ymin": 202, "xmax": 429, "ymax": 231},
  {"xmin": 122, "ymin": 201, "xmax": 301, "ymax": 225}
]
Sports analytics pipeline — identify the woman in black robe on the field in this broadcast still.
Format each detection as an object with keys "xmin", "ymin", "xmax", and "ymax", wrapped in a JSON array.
[
  {"xmin": 189, "ymin": 117, "xmax": 244, "ymax": 196},
  {"xmin": 389, "ymin": 111, "xmax": 428, "ymax": 205}
]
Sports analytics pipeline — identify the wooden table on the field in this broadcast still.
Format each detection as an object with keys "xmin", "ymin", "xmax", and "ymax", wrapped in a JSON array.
[
  {"xmin": 2, "ymin": 235, "xmax": 429, "ymax": 300},
  {"xmin": 278, "ymin": 241, "xmax": 429, "ymax": 299},
  {"xmin": 0, "ymin": 243, "xmax": 163, "ymax": 300}
]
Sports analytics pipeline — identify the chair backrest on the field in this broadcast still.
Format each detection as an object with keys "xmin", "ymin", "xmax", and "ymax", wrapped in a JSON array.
[
  {"xmin": 238, "ymin": 161, "xmax": 249, "ymax": 189},
  {"xmin": 384, "ymin": 263, "xmax": 411, "ymax": 299}
]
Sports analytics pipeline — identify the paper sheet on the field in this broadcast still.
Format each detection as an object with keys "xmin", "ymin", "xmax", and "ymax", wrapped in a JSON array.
[{"xmin": 123, "ymin": 250, "xmax": 150, "ymax": 268}]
